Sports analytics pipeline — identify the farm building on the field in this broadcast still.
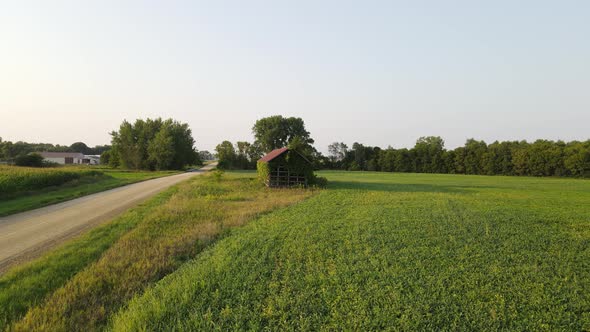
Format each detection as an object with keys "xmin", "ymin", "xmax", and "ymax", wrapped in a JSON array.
[
  {"xmin": 257, "ymin": 147, "xmax": 314, "ymax": 187},
  {"xmin": 39, "ymin": 152, "xmax": 85, "ymax": 165},
  {"xmin": 39, "ymin": 152, "xmax": 101, "ymax": 165}
]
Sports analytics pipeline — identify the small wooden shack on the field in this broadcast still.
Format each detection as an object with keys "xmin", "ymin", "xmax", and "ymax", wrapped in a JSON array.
[{"xmin": 257, "ymin": 147, "xmax": 313, "ymax": 187}]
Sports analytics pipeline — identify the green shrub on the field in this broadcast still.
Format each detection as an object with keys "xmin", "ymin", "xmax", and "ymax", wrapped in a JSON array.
[
  {"xmin": 212, "ymin": 169, "xmax": 224, "ymax": 182},
  {"xmin": 311, "ymin": 175, "xmax": 328, "ymax": 188},
  {"xmin": 14, "ymin": 154, "xmax": 44, "ymax": 167}
]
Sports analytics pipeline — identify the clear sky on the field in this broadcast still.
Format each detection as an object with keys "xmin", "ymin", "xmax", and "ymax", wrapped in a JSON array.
[{"xmin": 1, "ymin": 0, "xmax": 588, "ymax": 153}]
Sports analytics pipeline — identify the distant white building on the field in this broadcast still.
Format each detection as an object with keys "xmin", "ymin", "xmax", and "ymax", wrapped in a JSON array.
[
  {"xmin": 39, "ymin": 152, "xmax": 101, "ymax": 165},
  {"xmin": 39, "ymin": 152, "xmax": 85, "ymax": 165}
]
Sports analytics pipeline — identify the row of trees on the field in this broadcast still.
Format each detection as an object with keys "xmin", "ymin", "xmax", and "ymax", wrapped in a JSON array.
[
  {"xmin": 106, "ymin": 118, "xmax": 200, "ymax": 170},
  {"xmin": 215, "ymin": 141, "xmax": 262, "ymax": 170},
  {"xmin": 8, "ymin": 115, "xmax": 585, "ymax": 177},
  {"xmin": 198, "ymin": 150, "xmax": 215, "ymax": 161},
  {"xmin": 322, "ymin": 138, "xmax": 590, "ymax": 177},
  {"xmin": 0, "ymin": 138, "xmax": 110, "ymax": 161},
  {"xmin": 216, "ymin": 115, "xmax": 590, "ymax": 178}
]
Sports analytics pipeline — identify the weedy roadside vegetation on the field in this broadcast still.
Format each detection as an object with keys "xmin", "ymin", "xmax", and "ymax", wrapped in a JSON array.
[{"xmin": 2, "ymin": 172, "xmax": 313, "ymax": 331}]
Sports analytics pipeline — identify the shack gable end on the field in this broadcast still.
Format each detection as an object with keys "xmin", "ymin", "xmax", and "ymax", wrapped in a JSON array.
[{"xmin": 257, "ymin": 148, "xmax": 313, "ymax": 187}]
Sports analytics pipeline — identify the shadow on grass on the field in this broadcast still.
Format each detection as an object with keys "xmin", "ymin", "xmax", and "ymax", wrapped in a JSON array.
[{"xmin": 328, "ymin": 180, "xmax": 474, "ymax": 194}]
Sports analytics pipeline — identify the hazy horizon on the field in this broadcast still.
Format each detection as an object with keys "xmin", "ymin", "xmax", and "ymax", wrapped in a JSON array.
[{"xmin": 1, "ymin": 1, "xmax": 589, "ymax": 153}]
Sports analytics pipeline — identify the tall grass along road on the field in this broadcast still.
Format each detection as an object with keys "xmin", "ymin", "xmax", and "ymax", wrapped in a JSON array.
[{"xmin": 0, "ymin": 164, "xmax": 216, "ymax": 273}]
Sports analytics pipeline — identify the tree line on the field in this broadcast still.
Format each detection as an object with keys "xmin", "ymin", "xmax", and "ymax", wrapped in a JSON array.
[
  {"xmin": 0, "ymin": 138, "xmax": 110, "ymax": 162},
  {"xmin": 215, "ymin": 115, "xmax": 589, "ymax": 178},
  {"xmin": 321, "ymin": 137, "xmax": 590, "ymax": 177},
  {"xmin": 5, "ymin": 114, "xmax": 588, "ymax": 177}
]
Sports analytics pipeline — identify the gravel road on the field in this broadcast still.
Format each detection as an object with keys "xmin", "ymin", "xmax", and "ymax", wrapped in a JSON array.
[{"xmin": 0, "ymin": 163, "xmax": 216, "ymax": 273}]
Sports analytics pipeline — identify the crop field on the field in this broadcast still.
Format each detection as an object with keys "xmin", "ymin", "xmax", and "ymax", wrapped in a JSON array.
[
  {"xmin": 0, "ymin": 166, "xmax": 177, "ymax": 216},
  {"xmin": 112, "ymin": 171, "xmax": 590, "ymax": 331},
  {"xmin": 0, "ymin": 165, "xmax": 102, "ymax": 198}
]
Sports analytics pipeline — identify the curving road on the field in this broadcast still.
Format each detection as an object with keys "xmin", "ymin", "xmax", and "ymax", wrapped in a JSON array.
[{"xmin": 0, "ymin": 163, "xmax": 216, "ymax": 273}]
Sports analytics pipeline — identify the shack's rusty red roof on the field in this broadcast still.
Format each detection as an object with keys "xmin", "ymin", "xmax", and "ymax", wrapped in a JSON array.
[{"xmin": 258, "ymin": 147, "xmax": 289, "ymax": 162}]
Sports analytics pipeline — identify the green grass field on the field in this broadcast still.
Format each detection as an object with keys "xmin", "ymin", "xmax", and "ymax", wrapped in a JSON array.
[
  {"xmin": 111, "ymin": 171, "xmax": 590, "ymax": 331},
  {"xmin": 2, "ymin": 171, "xmax": 588, "ymax": 331},
  {"xmin": 0, "ymin": 167, "xmax": 178, "ymax": 216}
]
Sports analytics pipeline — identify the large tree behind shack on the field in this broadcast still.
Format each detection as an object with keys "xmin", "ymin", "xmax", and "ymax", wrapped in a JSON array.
[{"xmin": 252, "ymin": 115, "xmax": 314, "ymax": 153}]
